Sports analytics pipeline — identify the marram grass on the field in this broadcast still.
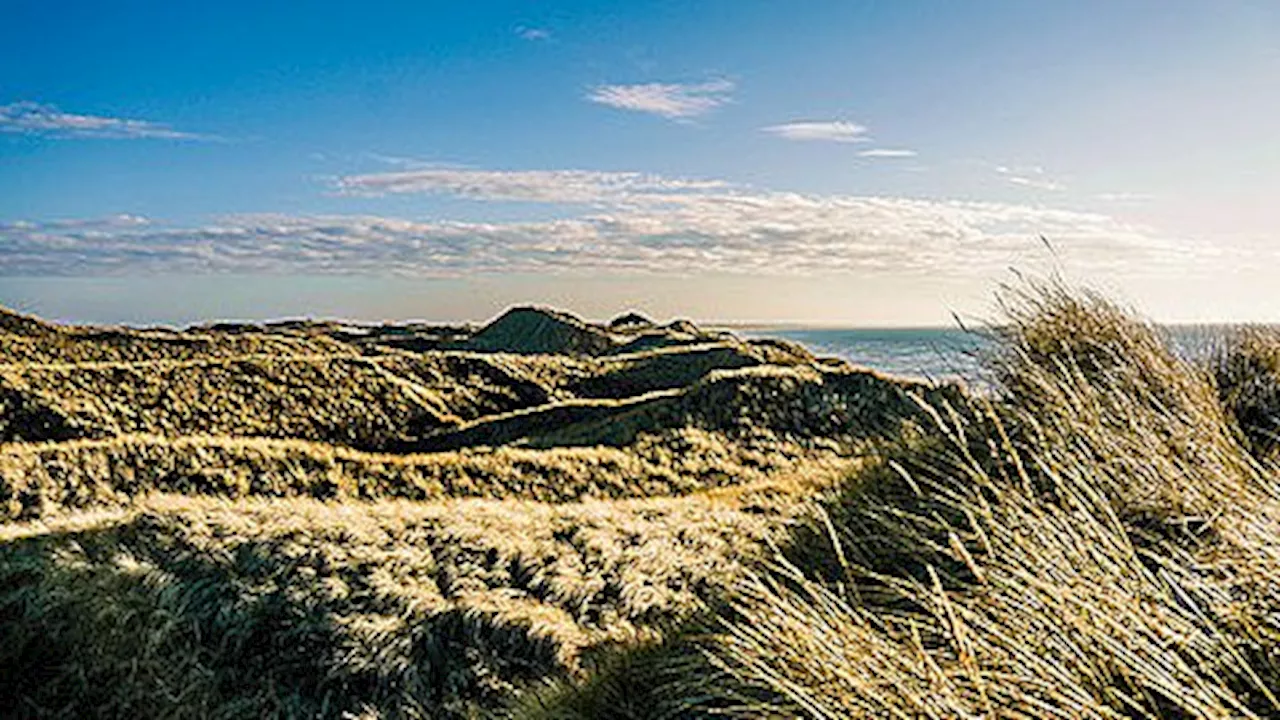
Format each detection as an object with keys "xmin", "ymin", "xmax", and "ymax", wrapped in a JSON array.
[
  {"xmin": 0, "ymin": 491, "xmax": 800, "ymax": 719},
  {"xmin": 5, "ymin": 287, "xmax": 1280, "ymax": 718},
  {"xmin": 523, "ymin": 285, "xmax": 1280, "ymax": 719}
]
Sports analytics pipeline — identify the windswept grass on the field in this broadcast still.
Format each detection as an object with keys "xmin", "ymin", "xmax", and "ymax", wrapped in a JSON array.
[
  {"xmin": 527, "ymin": 284, "xmax": 1280, "ymax": 719},
  {"xmin": 0, "ymin": 303, "xmax": 944, "ymax": 718},
  {"xmin": 0, "ymin": 429, "xmax": 855, "ymax": 521},
  {"xmin": 13, "ymin": 289, "xmax": 1277, "ymax": 718},
  {"xmin": 1214, "ymin": 326, "xmax": 1280, "ymax": 462},
  {"xmin": 0, "ymin": 491, "xmax": 800, "ymax": 719}
]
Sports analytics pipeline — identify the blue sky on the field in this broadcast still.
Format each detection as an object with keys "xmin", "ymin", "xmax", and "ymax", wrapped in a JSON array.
[{"xmin": 2, "ymin": 0, "xmax": 1277, "ymax": 325}]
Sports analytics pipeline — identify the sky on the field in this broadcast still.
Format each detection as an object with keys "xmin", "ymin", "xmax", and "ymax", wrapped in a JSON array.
[{"xmin": 1, "ymin": 0, "xmax": 1277, "ymax": 326}]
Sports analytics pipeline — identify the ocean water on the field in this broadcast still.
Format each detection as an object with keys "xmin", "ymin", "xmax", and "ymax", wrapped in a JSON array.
[
  {"xmin": 744, "ymin": 325, "xmax": 1247, "ymax": 386},
  {"xmin": 743, "ymin": 328, "xmax": 989, "ymax": 383}
]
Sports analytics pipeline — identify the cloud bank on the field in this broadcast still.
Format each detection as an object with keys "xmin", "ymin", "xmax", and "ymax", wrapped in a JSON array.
[
  {"xmin": 0, "ymin": 101, "xmax": 214, "ymax": 140},
  {"xmin": 336, "ymin": 168, "xmax": 731, "ymax": 203},
  {"xmin": 586, "ymin": 80, "xmax": 734, "ymax": 119},
  {"xmin": 3, "ymin": 169, "xmax": 1195, "ymax": 279}
]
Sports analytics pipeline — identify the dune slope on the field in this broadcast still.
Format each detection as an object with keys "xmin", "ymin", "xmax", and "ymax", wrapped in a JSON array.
[{"xmin": 0, "ymin": 305, "xmax": 948, "ymax": 718}]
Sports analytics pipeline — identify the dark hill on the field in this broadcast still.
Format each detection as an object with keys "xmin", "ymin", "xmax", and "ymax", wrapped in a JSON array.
[
  {"xmin": 0, "ymin": 306, "xmax": 56, "ymax": 338},
  {"xmin": 607, "ymin": 311, "xmax": 654, "ymax": 332},
  {"xmin": 464, "ymin": 306, "xmax": 617, "ymax": 356}
]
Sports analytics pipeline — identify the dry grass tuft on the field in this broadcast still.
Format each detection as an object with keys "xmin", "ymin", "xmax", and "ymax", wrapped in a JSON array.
[{"xmin": 1213, "ymin": 326, "xmax": 1280, "ymax": 462}]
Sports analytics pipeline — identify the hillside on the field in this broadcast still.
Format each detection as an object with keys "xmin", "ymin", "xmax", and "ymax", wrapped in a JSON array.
[{"xmin": 0, "ymin": 304, "xmax": 952, "ymax": 718}]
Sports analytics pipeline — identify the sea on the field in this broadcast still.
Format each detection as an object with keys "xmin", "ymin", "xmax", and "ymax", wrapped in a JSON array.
[{"xmin": 741, "ymin": 325, "xmax": 1245, "ymax": 386}]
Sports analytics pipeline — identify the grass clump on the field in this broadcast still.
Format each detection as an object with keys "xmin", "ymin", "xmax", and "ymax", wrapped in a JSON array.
[{"xmin": 1213, "ymin": 326, "xmax": 1280, "ymax": 461}]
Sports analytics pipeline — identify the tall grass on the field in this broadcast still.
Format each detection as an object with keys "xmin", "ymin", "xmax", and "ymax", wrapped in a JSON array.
[
  {"xmin": 528, "ymin": 283, "xmax": 1280, "ymax": 718},
  {"xmin": 0, "ymin": 492, "xmax": 797, "ymax": 719},
  {"xmin": 1213, "ymin": 326, "xmax": 1280, "ymax": 462},
  {"xmin": 12, "ymin": 287, "xmax": 1279, "ymax": 718}
]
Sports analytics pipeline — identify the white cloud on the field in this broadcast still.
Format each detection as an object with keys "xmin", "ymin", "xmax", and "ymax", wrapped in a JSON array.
[
  {"xmin": 1096, "ymin": 192, "xmax": 1156, "ymax": 203},
  {"xmin": 996, "ymin": 165, "xmax": 1064, "ymax": 191},
  {"xmin": 586, "ymin": 80, "xmax": 734, "ymax": 119},
  {"xmin": 3, "ymin": 168, "xmax": 1203, "ymax": 279},
  {"xmin": 362, "ymin": 153, "xmax": 469, "ymax": 170},
  {"xmin": 515, "ymin": 26, "xmax": 551, "ymax": 41},
  {"xmin": 336, "ymin": 168, "xmax": 730, "ymax": 203},
  {"xmin": 763, "ymin": 121, "xmax": 870, "ymax": 143},
  {"xmin": 1007, "ymin": 176, "xmax": 1064, "ymax": 191},
  {"xmin": 859, "ymin": 148, "xmax": 918, "ymax": 158},
  {"xmin": 0, "ymin": 101, "xmax": 215, "ymax": 140}
]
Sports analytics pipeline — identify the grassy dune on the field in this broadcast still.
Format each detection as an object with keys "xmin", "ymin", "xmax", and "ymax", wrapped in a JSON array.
[
  {"xmin": 0, "ymin": 305, "xmax": 933, "ymax": 718},
  {"xmin": 0, "ymin": 311, "xmax": 815, "ymax": 449},
  {"xmin": 6, "ymin": 292, "xmax": 1278, "ymax": 718},
  {"xmin": 0, "ymin": 307, "xmax": 352, "ymax": 365},
  {"xmin": 0, "ymin": 491, "xmax": 796, "ymax": 718},
  {"xmin": 0, "ymin": 429, "xmax": 854, "ymax": 521},
  {"xmin": 523, "ymin": 287, "xmax": 1280, "ymax": 719}
]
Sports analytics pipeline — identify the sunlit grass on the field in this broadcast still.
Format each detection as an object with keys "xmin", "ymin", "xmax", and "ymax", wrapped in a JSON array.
[
  {"xmin": 10, "ymin": 288, "xmax": 1274, "ymax": 718},
  {"xmin": 572, "ymin": 282, "xmax": 1280, "ymax": 719},
  {"xmin": 0, "ymin": 491, "xmax": 799, "ymax": 718},
  {"xmin": 514, "ymin": 283, "xmax": 1280, "ymax": 712}
]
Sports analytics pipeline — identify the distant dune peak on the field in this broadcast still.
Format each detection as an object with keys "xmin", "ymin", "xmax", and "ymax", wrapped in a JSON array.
[
  {"xmin": 607, "ymin": 311, "xmax": 655, "ymax": 331},
  {"xmin": 467, "ymin": 305, "xmax": 616, "ymax": 355},
  {"xmin": 665, "ymin": 318, "xmax": 701, "ymax": 335}
]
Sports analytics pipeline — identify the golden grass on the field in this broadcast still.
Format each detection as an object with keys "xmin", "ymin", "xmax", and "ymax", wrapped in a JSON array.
[
  {"xmin": 0, "ymin": 488, "xmax": 806, "ymax": 718},
  {"xmin": 3, "ymin": 304, "xmax": 935, "ymax": 718},
  {"xmin": 0, "ymin": 322, "xmax": 818, "ymax": 448},
  {"xmin": 513, "ymin": 284, "xmax": 1280, "ymax": 719},
  {"xmin": 1213, "ymin": 326, "xmax": 1280, "ymax": 462},
  {"xmin": 0, "ymin": 428, "xmax": 856, "ymax": 521},
  {"xmin": 0, "ymin": 354, "xmax": 463, "ymax": 446},
  {"xmin": 0, "ymin": 308, "xmax": 352, "ymax": 365},
  {"xmin": 25, "ymin": 292, "xmax": 1268, "ymax": 718}
]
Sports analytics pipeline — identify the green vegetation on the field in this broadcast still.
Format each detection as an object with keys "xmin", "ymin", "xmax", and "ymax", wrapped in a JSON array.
[{"xmin": 5, "ymin": 291, "xmax": 1279, "ymax": 718}]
